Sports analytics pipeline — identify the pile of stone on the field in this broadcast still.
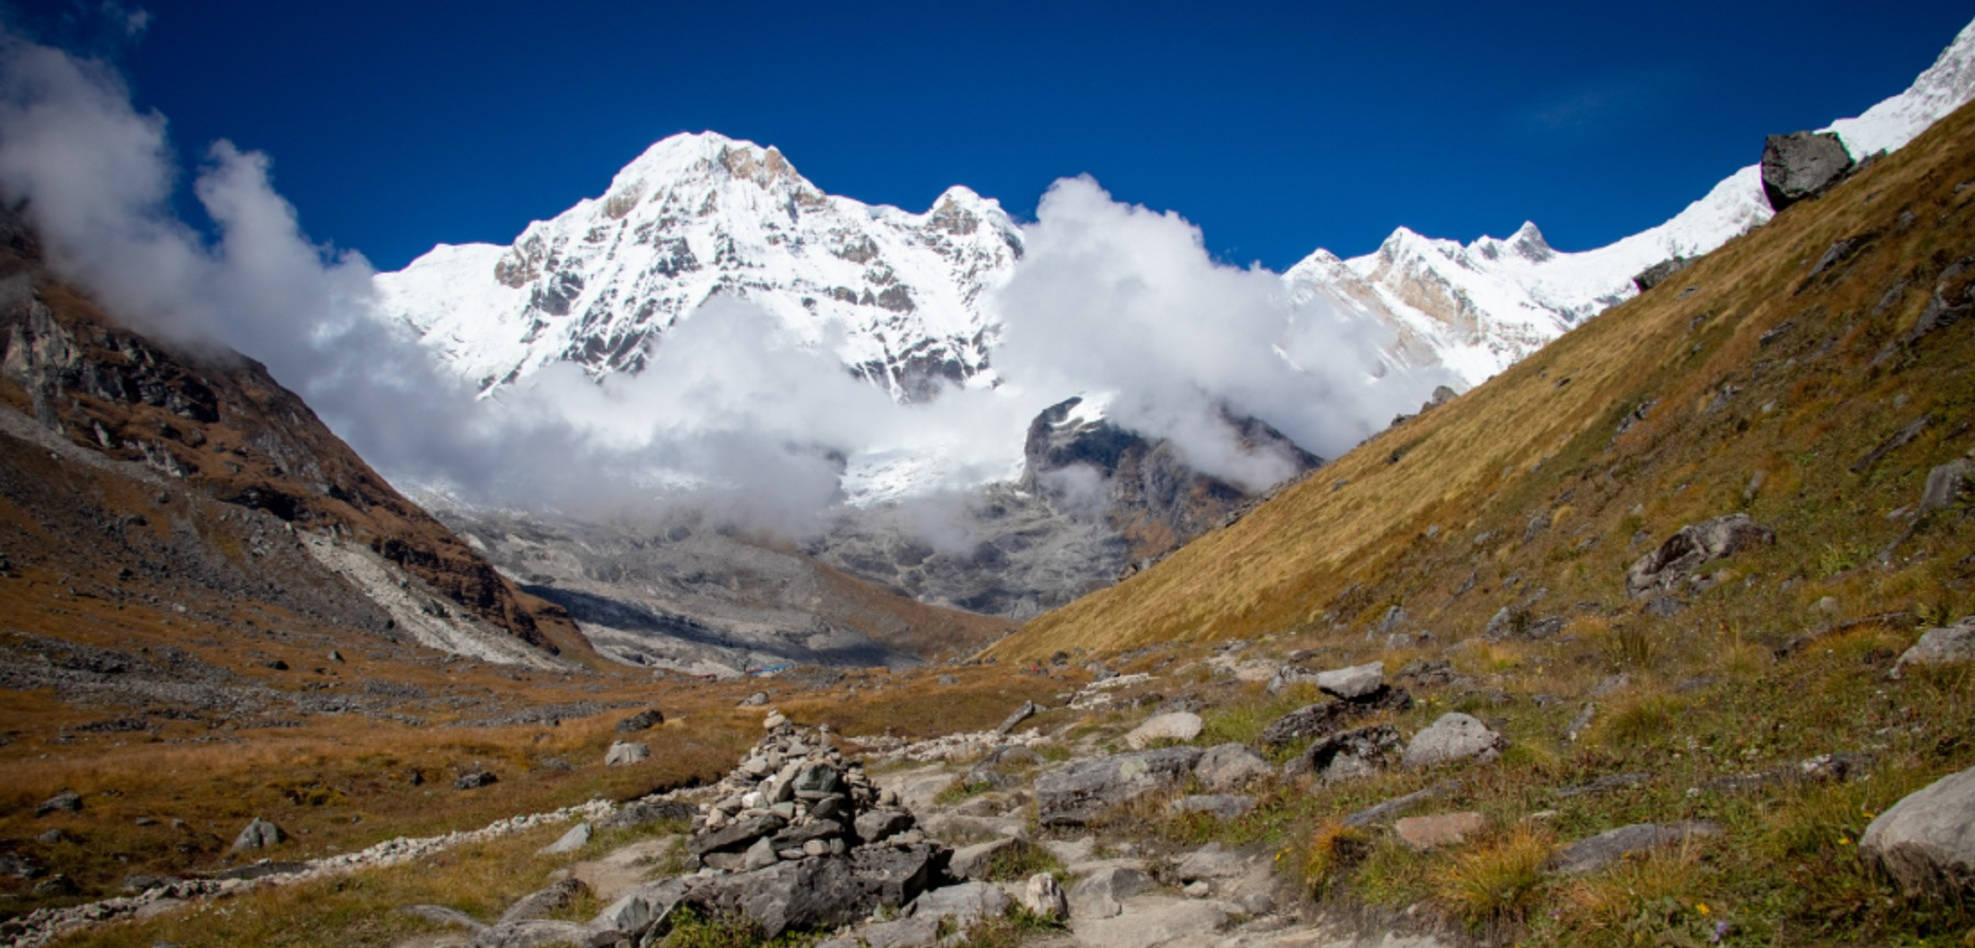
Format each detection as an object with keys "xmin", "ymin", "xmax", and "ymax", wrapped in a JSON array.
[{"xmin": 689, "ymin": 718, "xmax": 923, "ymax": 870}]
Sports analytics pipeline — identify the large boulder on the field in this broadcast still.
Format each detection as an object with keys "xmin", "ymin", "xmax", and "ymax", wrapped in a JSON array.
[
  {"xmin": 1861, "ymin": 765, "xmax": 1975, "ymax": 898},
  {"xmin": 1313, "ymin": 661, "xmax": 1384, "ymax": 700},
  {"xmin": 1402, "ymin": 713, "xmax": 1505, "ymax": 769},
  {"xmin": 1891, "ymin": 617, "xmax": 1975, "ymax": 678},
  {"xmin": 1299, "ymin": 724, "xmax": 1404, "ymax": 783},
  {"xmin": 1035, "ymin": 747, "xmax": 1203, "ymax": 827},
  {"xmin": 1625, "ymin": 513, "xmax": 1775, "ymax": 598},
  {"xmin": 1761, "ymin": 131, "xmax": 1854, "ymax": 211},
  {"xmin": 604, "ymin": 741, "xmax": 650, "ymax": 766}
]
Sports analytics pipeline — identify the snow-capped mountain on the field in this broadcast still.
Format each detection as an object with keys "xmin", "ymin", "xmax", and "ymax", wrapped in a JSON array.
[
  {"xmin": 1305, "ymin": 15, "xmax": 1975, "ymax": 386},
  {"xmin": 376, "ymin": 133, "xmax": 1022, "ymax": 400},
  {"xmin": 378, "ymin": 15, "xmax": 1975, "ymax": 417}
]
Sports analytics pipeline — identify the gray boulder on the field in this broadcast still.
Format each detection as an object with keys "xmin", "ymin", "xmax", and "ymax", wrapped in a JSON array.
[
  {"xmin": 995, "ymin": 699, "xmax": 1040, "ymax": 735},
  {"xmin": 1861, "ymin": 764, "xmax": 1975, "ymax": 898},
  {"xmin": 497, "ymin": 878, "xmax": 590, "ymax": 925},
  {"xmin": 35, "ymin": 791, "xmax": 81, "ymax": 816},
  {"xmin": 690, "ymin": 810, "xmax": 786, "ymax": 856},
  {"xmin": 1921, "ymin": 459, "xmax": 1972, "ymax": 514},
  {"xmin": 600, "ymin": 798, "xmax": 694, "ymax": 831},
  {"xmin": 604, "ymin": 741, "xmax": 649, "ymax": 766},
  {"xmin": 1035, "ymin": 747, "xmax": 1203, "ymax": 827},
  {"xmin": 1193, "ymin": 743, "xmax": 1272, "ymax": 792},
  {"xmin": 854, "ymin": 807, "xmax": 915, "ymax": 845},
  {"xmin": 1313, "ymin": 661, "xmax": 1384, "ymax": 700},
  {"xmin": 1550, "ymin": 821, "xmax": 1722, "ymax": 875},
  {"xmin": 1402, "ymin": 713, "xmax": 1506, "ymax": 769},
  {"xmin": 1124, "ymin": 711, "xmax": 1203, "ymax": 749},
  {"xmin": 1625, "ymin": 513, "xmax": 1774, "ymax": 598},
  {"xmin": 1761, "ymin": 131, "xmax": 1854, "ymax": 211},
  {"xmin": 910, "ymin": 880, "xmax": 1010, "ymax": 926},
  {"xmin": 536, "ymin": 822, "xmax": 591, "ymax": 856},
  {"xmin": 1068, "ymin": 863, "xmax": 1156, "ymax": 918},
  {"xmin": 591, "ymin": 878, "xmax": 687, "ymax": 939},
  {"xmin": 1633, "ymin": 256, "xmax": 1694, "ymax": 293},
  {"xmin": 232, "ymin": 817, "xmax": 285, "ymax": 852},
  {"xmin": 1892, "ymin": 617, "xmax": 1975, "ymax": 678},
  {"xmin": 948, "ymin": 836, "xmax": 1024, "ymax": 880}
]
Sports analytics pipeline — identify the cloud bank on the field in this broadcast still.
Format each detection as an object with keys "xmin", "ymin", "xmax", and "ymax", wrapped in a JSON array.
[{"xmin": 0, "ymin": 29, "xmax": 1445, "ymax": 541}]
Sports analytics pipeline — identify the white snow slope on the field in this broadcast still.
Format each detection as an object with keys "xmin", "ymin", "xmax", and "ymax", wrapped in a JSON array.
[
  {"xmin": 377, "ymin": 15, "xmax": 1975, "ymax": 432},
  {"xmin": 1292, "ymin": 16, "xmax": 1975, "ymax": 386}
]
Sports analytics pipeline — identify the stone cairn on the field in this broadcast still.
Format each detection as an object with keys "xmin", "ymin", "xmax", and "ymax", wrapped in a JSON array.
[{"xmin": 689, "ymin": 713, "xmax": 927, "ymax": 871}]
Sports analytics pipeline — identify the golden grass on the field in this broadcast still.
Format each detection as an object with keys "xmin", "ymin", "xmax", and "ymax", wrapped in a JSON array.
[{"xmin": 991, "ymin": 97, "xmax": 1975, "ymax": 662}]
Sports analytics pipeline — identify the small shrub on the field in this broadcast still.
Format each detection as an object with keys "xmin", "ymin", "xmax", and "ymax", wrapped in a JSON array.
[{"xmin": 1432, "ymin": 827, "xmax": 1553, "ymax": 924}]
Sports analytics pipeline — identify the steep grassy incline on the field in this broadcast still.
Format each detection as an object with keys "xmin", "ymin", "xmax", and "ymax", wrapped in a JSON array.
[{"xmin": 994, "ymin": 101, "xmax": 1975, "ymax": 662}]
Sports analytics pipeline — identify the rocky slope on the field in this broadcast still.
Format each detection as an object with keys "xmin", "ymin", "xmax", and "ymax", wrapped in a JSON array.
[{"xmin": 0, "ymin": 207, "xmax": 590, "ymax": 668}]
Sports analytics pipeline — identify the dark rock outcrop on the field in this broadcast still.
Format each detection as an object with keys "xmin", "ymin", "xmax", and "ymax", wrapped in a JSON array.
[
  {"xmin": 1632, "ymin": 256, "xmax": 1693, "ymax": 293},
  {"xmin": 1761, "ymin": 131, "xmax": 1854, "ymax": 211},
  {"xmin": 1624, "ymin": 513, "xmax": 1775, "ymax": 598}
]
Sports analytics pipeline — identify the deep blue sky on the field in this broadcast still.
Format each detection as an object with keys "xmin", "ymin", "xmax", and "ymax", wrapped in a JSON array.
[{"xmin": 17, "ymin": 1, "xmax": 1975, "ymax": 272}]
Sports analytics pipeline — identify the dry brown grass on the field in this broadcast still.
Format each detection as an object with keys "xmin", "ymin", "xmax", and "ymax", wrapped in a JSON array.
[{"xmin": 992, "ymin": 96, "xmax": 1975, "ymax": 664}]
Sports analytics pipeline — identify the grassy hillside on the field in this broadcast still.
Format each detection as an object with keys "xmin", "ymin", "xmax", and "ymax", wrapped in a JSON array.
[{"xmin": 993, "ymin": 101, "xmax": 1975, "ymax": 662}]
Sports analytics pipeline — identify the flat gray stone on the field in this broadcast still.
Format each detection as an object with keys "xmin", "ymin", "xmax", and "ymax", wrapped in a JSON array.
[
  {"xmin": 1068, "ymin": 863, "xmax": 1156, "ymax": 918},
  {"xmin": 1313, "ymin": 661, "xmax": 1384, "ymax": 700}
]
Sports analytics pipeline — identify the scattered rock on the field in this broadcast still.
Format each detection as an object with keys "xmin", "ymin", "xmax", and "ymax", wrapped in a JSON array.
[
  {"xmin": 35, "ymin": 790, "xmax": 82, "ymax": 816},
  {"xmin": 455, "ymin": 771, "xmax": 498, "ymax": 790},
  {"xmin": 604, "ymin": 741, "xmax": 650, "ymax": 766},
  {"xmin": 36, "ymin": 829, "xmax": 66, "ymax": 845},
  {"xmin": 1566, "ymin": 703, "xmax": 1595, "ymax": 742},
  {"xmin": 1549, "ymin": 821, "xmax": 1723, "ymax": 875},
  {"xmin": 1297, "ymin": 724, "xmax": 1403, "ymax": 783},
  {"xmin": 600, "ymin": 798, "xmax": 695, "ymax": 831},
  {"xmin": 1068, "ymin": 863, "xmax": 1157, "ymax": 918},
  {"xmin": 1171, "ymin": 794, "xmax": 1256, "ymax": 820},
  {"xmin": 498, "ymin": 878, "xmax": 590, "ymax": 925},
  {"xmin": 948, "ymin": 836, "xmax": 1024, "ymax": 880},
  {"xmin": 1394, "ymin": 811, "xmax": 1486, "ymax": 851},
  {"xmin": 1891, "ymin": 617, "xmax": 1975, "ymax": 678},
  {"xmin": 1761, "ymin": 130, "xmax": 1854, "ymax": 211},
  {"xmin": 1194, "ymin": 743, "xmax": 1272, "ymax": 792},
  {"xmin": 1920, "ymin": 459, "xmax": 1972, "ymax": 514},
  {"xmin": 1259, "ymin": 686, "xmax": 1412, "ymax": 748},
  {"xmin": 910, "ymin": 879, "xmax": 1009, "ymax": 926},
  {"xmin": 1344, "ymin": 783, "xmax": 1452, "ymax": 827},
  {"xmin": 1313, "ymin": 661, "xmax": 1384, "ymax": 700},
  {"xmin": 1625, "ymin": 513, "xmax": 1774, "ymax": 598},
  {"xmin": 995, "ymin": 699, "xmax": 1040, "ymax": 735},
  {"xmin": 1124, "ymin": 711, "xmax": 1203, "ymax": 749},
  {"xmin": 1633, "ymin": 256, "xmax": 1694, "ymax": 293},
  {"xmin": 1022, "ymin": 871, "xmax": 1069, "ymax": 921},
  {"xmin": 1402, "ymin": 713, "xmax": 1506, "ymax": 769},
  {"xmin": 232, "ymin": 817, "xmax": 285, "ymax": 852},
  {"xmin": 739, "ymin": 691, "xmax": 769, "ymax": 707},
  {"xmin": 1036, "ymin": 747, "xmax": 1204, "ymax": 827},
  {"xmin": 614, "ymin": 708, "xmax": 665, "ymax": 733},
  {"xmin": 1861, "ymin": 764, "xmax": 1975, "ymax": 899},
  {"xmin": 537, "ymin": 822, "xmax": 591, "ymax": 856}
]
